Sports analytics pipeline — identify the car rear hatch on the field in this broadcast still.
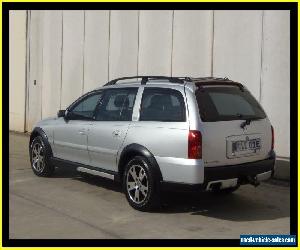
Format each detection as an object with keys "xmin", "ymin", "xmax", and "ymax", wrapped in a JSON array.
[{"xmin": 194, "ymin": 82, "xmax": 273, "ymax": 167}]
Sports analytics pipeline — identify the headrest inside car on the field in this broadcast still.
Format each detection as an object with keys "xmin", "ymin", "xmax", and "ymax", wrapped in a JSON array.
[
  {"xmin": 149, "ymin": 94, "xmax": 172, "ymax": 109},
  {"xmin": 114, "ymin": 95, "xmax": 129, "ymax": 107}
]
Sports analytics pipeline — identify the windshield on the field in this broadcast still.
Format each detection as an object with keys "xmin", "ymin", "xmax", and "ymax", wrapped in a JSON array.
[{"xmin": 195, "ymin": 85, "xmax": 266, "ymax": 122}]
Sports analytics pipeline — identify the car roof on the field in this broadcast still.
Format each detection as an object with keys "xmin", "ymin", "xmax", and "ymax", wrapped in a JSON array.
[
  {"xmin": 94, "ymin": 76, "xmax": 244, "ymax": 91},
  {"xmin": 95, "ymin": 79, "xmax": 186, "ymax": 90}
]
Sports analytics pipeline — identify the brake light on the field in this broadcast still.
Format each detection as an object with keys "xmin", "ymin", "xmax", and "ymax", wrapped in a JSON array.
[
  {"xmin": 271, "ymin": 125, "xmax": 274, "ymax": 150},
  {"xmin": 188, "ymin": 130, "xmax": 202, "ymax": 159}
]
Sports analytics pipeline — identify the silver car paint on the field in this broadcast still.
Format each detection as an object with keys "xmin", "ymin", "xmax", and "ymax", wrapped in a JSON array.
[
  {"xmin": 202, "ymin": 118, "xmax": 272, "ymax": 167},
  {"xmin": 118, "ymin": 83, "xmax": 204, "ymax": 184},
  {"xmin": 87, "ymin": 121, "xmax": 130, "ymax": 171},
  {"xmin": 51, "ymin": 119, "xmax": 92, "ymax": 165},
  {"xmin": 33, "ymin": 80, "xmax": 273, "ymax": 185}
]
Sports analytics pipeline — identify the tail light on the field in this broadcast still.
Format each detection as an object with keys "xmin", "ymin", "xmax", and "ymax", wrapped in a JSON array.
[
  {"xmin": 188, "ymin": 130, "xmax": 202, "ymax": 159},
  {"xmin": 271, "ymin": 125, "xmax": 274, "ymax": 150}
]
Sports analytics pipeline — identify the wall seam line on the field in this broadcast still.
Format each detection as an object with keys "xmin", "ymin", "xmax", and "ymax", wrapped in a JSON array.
[
  {"xmin": 27, "ymin": 11, "xmax": 32, "ymax": 131},
  {"xmin": 211, "ymin": 10, "xmax": 215, "ymax": 77},
  {"xmin": 259, "ymin": 10, "xmax": 265, "ymax": 103},
  {"xmin": 107, "ymin": 10, "xmax": 111, "ymax": 82},
  {"xmin": 40, "ymin": 13, "xmax": 44, "ymax": 120},
  {"xmin": 82, "ymin": 11, "xmax": 86, "ymax": 94},
  {"xmin": 137, "ymin": 10, "xmax": 140, "ymax": 76},
  {"xmin": 59, "ymin": 11, "xmax": 64, "ymax": 109},
  {"xmin": 24, "ymin": 10, "xmax": 29, "ymax": 132},
  {"xmin": 170, "ymin": 10, "xmax": 175, "ymax": 76}
]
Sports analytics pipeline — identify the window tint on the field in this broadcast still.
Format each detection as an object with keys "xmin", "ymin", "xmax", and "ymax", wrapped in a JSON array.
[
  {"xmin": 195, "ymin": 86, "xmax": 266, "ymax": 122},
  {"xmin": 209, "ymin": 92, "xmax": 256, "ymax": 116},
  {"xmin": 70, "ymin": 92, "xmax": 103, "ymax": 120},
  {"xmin": 95, "ymin": 88, "xmax": 138, "ymax": 121},
  {"xmin": 140, "ymin": 88, "xmax": 186, "ymax": 122}
]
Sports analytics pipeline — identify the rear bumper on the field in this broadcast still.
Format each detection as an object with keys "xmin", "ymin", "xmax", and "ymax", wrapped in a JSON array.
[
  {"xmin": 161, "ymin": 152, "xmax": 275, "ymax": 192},
  {"xmin": 204, "ymin": 153, "xmax": 276, "ymax": 182}
]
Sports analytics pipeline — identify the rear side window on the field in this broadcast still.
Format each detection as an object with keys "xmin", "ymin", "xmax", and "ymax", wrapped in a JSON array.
[
  {"xmin": 95, "ymin": 88, "xmax": 138, "ymax": 121},
  {"xmin": 195, "ymin": 86, "xmax": 266, "ymax": 122},
  {"xmin": 140, "ymin": 88, "xmax": 186, "ymax": 122}
]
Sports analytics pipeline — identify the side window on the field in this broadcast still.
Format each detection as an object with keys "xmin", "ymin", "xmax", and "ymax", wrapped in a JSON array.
[
  {"xmin": 70, "ymin": 92, "xmax": 103, "ymax": 120},
  {"xmin": 95, "ymin": 88, "xmax": 138, "ymax": 121},
  {"xmin": 140, "ymin": 88, "xmax": 186, "ymax": 122}
]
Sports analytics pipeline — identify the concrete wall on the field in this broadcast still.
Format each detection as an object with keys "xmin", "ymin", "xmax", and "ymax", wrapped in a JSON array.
[
  {"xmin": 172, "ymin": 10, "xmax": 213, "ymax": 76},
  {"xmin": 9, "ymin": 10, "xmax": 290, "ymax": 159},
  {"xmin": 213, "ymin": 10, "xmax": 263, "ymax": 99},
  {"xmin": 9, "ymin": 10, "xmax": 27, "ymax": 132},
  {"xmin": 260, "ymin": 10, "xmax": 290, "ymax": 158}
]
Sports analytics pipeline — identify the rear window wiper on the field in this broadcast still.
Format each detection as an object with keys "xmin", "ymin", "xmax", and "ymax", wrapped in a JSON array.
[{"xmin": 239, "ymin": 115, "xmax": 263, "ymax": 129}]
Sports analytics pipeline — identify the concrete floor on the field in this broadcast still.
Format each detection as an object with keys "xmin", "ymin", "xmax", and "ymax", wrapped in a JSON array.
[{"xmin": 9, "ymin": 132, "xmax": 290, "ymax": 239}]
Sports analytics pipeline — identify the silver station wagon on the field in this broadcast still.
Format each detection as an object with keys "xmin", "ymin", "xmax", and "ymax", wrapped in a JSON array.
[{"xmin": 29, "ymin": 76, "xmax": 275, "ymax": 211}]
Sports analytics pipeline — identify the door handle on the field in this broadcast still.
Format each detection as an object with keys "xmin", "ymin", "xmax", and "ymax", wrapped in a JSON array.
[
  {"xmin": 112, "ymin": 130, "xmax": 120, "ymax": 136},
  {"xmin": 78, "ymin": 129, "xmax": 86, "ymax": 135}
]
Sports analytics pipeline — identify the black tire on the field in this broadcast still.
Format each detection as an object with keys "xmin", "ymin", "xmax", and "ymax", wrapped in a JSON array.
[
  {"xmin": 211, "ymin": 185, "xmax": 240, "ymax": 195},
  {"xmin": 123, "ymin": 156, "xmax": 160, "ymax": 211},
  {"xmin": 29, "ymin": 135, "xmax": 54, "ymax": 177}
]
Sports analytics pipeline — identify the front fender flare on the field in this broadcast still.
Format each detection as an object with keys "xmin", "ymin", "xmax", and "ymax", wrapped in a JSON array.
[{"xmin": 29, "ymin": 127, "xmax": 53, "ymax": 157}]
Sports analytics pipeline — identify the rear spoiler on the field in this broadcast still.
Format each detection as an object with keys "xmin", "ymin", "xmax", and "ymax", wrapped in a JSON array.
[{"xmin": 195, "ymin": 81, "xmax": 245, "ymax": 91}]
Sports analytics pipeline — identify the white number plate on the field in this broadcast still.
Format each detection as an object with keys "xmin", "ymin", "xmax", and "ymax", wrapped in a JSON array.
[{"xmin": 232, "ymin": 138, "xmax": 261, "ymax": 153}]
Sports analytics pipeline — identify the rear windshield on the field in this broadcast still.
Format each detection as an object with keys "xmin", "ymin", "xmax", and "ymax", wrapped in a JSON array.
[{"xmin": 195, "ymin": 85, "xmax": 266, "ymax": 122}]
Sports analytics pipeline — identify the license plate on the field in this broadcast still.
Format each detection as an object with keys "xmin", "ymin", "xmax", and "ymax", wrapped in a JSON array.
[{"xmin": 232, "ymin": 138, "xmax": 261, "ymax": 153}]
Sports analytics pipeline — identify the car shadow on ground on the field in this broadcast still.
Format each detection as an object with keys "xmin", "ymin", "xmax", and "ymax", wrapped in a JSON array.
[
  {"xmin": 53, "ymin": 167, "xmax": 289, "ymax": 222},
  {"xmin": 53, "ymin": 166, "xmax": 123, "ymax": 193},
  {"xmin": 160, "ymin": 190, "xmax": 289, "ymax": 222}
]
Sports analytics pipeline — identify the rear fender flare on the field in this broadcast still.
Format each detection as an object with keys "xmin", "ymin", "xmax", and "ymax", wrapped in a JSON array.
[{"xmin": 118, "ymin": 143, "xmax": 163, "ymax": 182}]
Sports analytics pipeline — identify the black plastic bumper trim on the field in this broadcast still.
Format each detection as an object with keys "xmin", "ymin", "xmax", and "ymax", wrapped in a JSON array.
[
  {"xmin": 160, "ymin": 181, "xmax": 205, "ymax": 192},
  {"xmin": 204, "ymin": 154, "xmax": 275, "ymax": 182}
]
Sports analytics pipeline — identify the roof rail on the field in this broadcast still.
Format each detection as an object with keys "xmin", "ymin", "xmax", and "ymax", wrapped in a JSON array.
[
  {"xmin": 190, "ymin": 76, "xmax": 230, "ymax": 81},
  {"xmin": 104, "ymin": 76, "xmax": 187, "ymax": 86}
]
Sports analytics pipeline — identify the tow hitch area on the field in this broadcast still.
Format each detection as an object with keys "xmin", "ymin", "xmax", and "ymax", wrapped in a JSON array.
[
  {"xmin": 205, "ymin": 170, "xmax": 273, "ymax": 191},
  {"xmin": 247, "ymin": 176, "xmax": 260, "ymax": 187},
  {"xmin": 206, "ymin": 178, "xmax": 238, "ymax": 191}
]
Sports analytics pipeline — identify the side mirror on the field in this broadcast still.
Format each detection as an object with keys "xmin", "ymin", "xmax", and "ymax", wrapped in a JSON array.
[{"xmin": 57, "ymin": 110, "xmax": 66, "ymax": 118}]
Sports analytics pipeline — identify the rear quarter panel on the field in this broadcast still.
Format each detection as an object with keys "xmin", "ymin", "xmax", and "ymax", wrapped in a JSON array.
[{"xmin": 120, "ymin": 84, "xmax": 204, "ymax": 184}]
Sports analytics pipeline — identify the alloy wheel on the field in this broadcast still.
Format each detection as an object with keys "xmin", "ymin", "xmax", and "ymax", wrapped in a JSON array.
[
  {"xmin": 31, "ymin": 141, "xmax": 45, "ymax": 173},
  {"xmin": 126, "ymin": 164, "xmax": 149, "ymax": 204}
]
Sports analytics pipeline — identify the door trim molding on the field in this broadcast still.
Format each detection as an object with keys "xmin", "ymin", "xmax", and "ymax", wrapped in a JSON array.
[
  {"xmin": 77, "ymin": 167, "xmax": 114, "ymax": 180},
  {"xmin": 50, "ymin": 157, "xmax": 120, "ymax": 182}
]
